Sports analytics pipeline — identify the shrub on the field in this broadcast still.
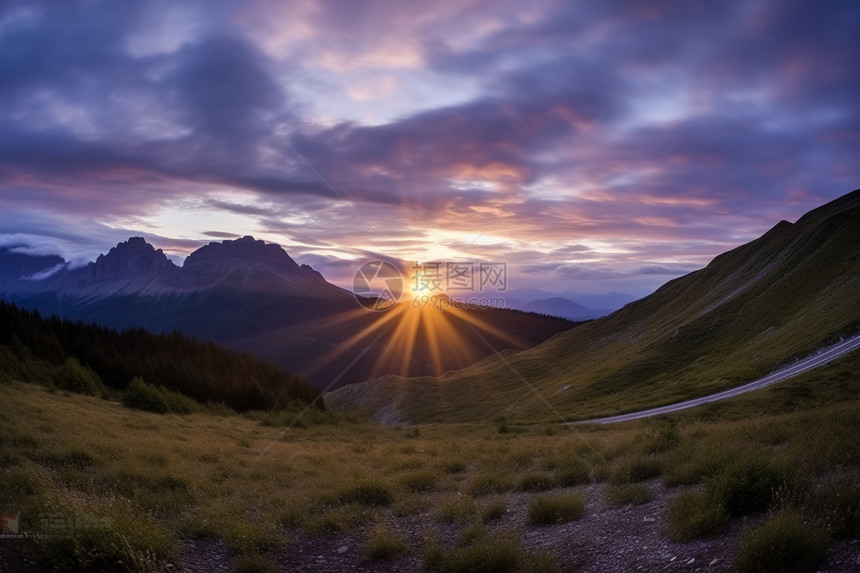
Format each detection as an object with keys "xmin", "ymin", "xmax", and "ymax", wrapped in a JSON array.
[
  {"xmin": 706, "ymin": 456, "xmax": 787, "ymax": 517},
  {"xmin": 665, "ymin": 491, "xmax": 728, "ymax": 541},
  {"xmin": 528, "ymin": 493, "xmax": 585, "ymax": 525},
  {"xmin": 123, "ymin": 377, "xmax": 168, "ymax": 414},
  {"xmin": 158, "ymin": 386, "xmax": 199, "ymax": 415},
  {"xmin": 735, "ymin": 511, "xmax": 829, "ymax": 573},
  {"xmin": 54, "ymin": 357, "xmax": 103, "ymax": 396},
  {"xmin": 603, "ymin": 483, "xmax": 654, "ymax": 507},
  {"xmin": 363, "ymin": 523, "xmax": 408, "ymax": 561}
]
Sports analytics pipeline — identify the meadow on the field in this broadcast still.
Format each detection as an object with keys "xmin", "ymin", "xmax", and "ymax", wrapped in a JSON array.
[{"xmin": 1, "ymin": 349, "xmax": 858, "ymax": 572}]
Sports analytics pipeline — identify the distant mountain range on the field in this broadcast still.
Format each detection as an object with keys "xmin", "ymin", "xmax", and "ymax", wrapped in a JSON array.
[
  {"xmin": 0, "ymin": 236, "xmax": 576, "ymax": 390},
  {"xmin": 502, "ymin": 297, "xmax": 610, "ymax": 320},
  {"xmin": 500, "ymin": 289, "xmax": 637, "ymax": 316},
  {"xmin": 0, "ymin": 235, "xmax": 339, "ymax": 298},
  {"xmin": 327, "ymin": 189, "xmax": 860, "ymax": 423}
]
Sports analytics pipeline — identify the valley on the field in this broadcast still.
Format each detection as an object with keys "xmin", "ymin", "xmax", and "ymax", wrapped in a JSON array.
[
  {"xmin": 0, "ymin": 237, "xmax": 576, "ymax": 390},
  {"xmin": 1, "ymin": 191, "xmax": 858, "ymax": 572}
]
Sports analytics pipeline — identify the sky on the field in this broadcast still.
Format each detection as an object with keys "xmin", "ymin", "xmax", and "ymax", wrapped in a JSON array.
[{"xmin": 0, "ymin": 0, "xmax": 858, "ymax": 297}]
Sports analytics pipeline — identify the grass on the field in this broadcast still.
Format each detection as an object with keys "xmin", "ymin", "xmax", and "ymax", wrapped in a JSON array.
[
  {"xmin": 432, "ymin": 528, "xmax": 560, "ymax": 573},
  {"xmin": 333, "ymin": 480, "xmax": 394, "ymax": 506},
  {"xmin": 468, "ymin": 472, "xmax": 514, "ymax": 497},
  {"xmin": 528, "ymin": 492, "xmax": 586, "ymax": 525},
  {"xmin": 808, "ymin": 473, "xmax": 860, "ymax": 538},
  {"xmin": 603, "ymin": 483, "xmax": 654, "ymax": 507},
  {"xmin": 735, "ymin": 510, "xmax": 829, "ymax": 573},
  {"xmin": 0, "ymin": 346, "xmax": 858, "ymax": 570},
  {"xmin": 705, "ymin": 456, "xmax": 790, "ymax": 517},
  {"xmin": 665, "ymin": 491, "xmax": 728, "ymax": 541},
  {"xmin": 363, "ymin": 523, "xmax": 408, "ymax": 560},
  {"xmin": 518, "ymin": 472, "xmax": 556, "ymax": 492},
  {"xmin": 548, "ymin": 454, "xmax": 590, "ymax": 487},
  {"xmin": 398, "ymin": 469, "xmax": 440, "ymax": 493},
  {"xmin": 434, "ymin": 495, "xmax": 477, "ymax": 524},
  {"xmin": 608, "ymin": 455, "xmax": 662, "ymax": 485},
  {"xmin": 480, "ymin": 497, "xmax": 507, "ymax": 522}
]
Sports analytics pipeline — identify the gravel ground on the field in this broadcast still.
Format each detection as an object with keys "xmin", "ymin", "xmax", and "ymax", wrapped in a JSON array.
[
  {"xmin": 180, "ymin": 480, "xmax": 860, "ymax": 572},
  {"xmin": 2, "ymin": 480, "xmax": 857, "ymax": 572}
]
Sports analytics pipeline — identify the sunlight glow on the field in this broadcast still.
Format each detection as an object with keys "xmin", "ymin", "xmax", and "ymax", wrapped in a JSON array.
[{"xmin": 301, "ymin": 299, "xmax": 527, "ymax": 381}]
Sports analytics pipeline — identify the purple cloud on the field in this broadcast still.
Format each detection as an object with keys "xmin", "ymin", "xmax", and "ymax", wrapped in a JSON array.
[{"xmin": 0, "ymin": 0, "xmax": 857, "ymax": 295}]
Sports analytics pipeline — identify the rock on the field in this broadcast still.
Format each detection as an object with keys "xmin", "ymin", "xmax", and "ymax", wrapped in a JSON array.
[
  {"xmin": 710, "ymin": 558, "xmax": 719, "ymax": 566},
  {"xmin": 643, "ymin": 517, "xmax": 656, "ymax": 523},
  {"xmin": 687, "ymin": 557, "xmax": 695, "ymax": 565},
  {"xmin": 337, "ymin": 546, "xmax": 348, "ymax": 554}
]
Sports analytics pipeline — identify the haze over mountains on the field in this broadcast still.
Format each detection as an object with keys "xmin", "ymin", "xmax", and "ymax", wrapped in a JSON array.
[
  {"xmin": 327, "ymin": 189, "xmax": 860, "ymax": 424},
  {"xmin": 0, "ymin": 236, "xmax": 575, "ymax": 389},
  {"xmin": 501, "ymin": 296, "xmax": 613, "ymax": 321}
]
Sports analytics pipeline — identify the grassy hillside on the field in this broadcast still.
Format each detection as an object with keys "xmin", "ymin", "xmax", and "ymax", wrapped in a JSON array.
[
  {"xmin": 0, "ymin": 347, "xmax": 857, "ymax": 572},
  {"xmin": 326, "ymin": 190, "xmax": 860, "ymax": 423}
]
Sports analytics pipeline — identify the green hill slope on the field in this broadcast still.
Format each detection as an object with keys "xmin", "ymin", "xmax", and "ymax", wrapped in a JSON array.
[{"xmin": 327, "ymin": 189, "xmax": 860, "ymax": 423}]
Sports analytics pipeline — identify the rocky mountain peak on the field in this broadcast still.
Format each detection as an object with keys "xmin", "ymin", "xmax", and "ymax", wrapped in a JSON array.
[
  {"xmin": 86, "ymin": 237, "xmax": 178, "ymax": 282},
  {"xmin": 182, "ymin": 236, "xmax": 302, "ymax": 275}
]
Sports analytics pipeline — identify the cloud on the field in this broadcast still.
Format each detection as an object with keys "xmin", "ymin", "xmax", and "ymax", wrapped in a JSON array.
[
  {"xmin": 202, "ymin": 231, "xmax": 242, "ymax": 238},
  {"xmin": 0, "ymin": 0, "xmax": 858, "ymax": 295},
  {"xmin": 24, "ymin": 263, "xmax": 67, "ymax": 280}
]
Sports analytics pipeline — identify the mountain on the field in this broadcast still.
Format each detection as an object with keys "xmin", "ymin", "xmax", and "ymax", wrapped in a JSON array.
[
  {"xmin": 503, "ymin": 296, "xmax": 603, "ymax": 320},
  {"xmin": 501, "ymin": 288, "xmax": 638, "ymax": 314},
  {"xmin": 326, "ymin": 189, "xmax": 860, "ymax": 424},
  {"xmin": 0, "ymin": 247, "xmax": 66, "ymax": 291},
  {"xmin": 0, "ymin": 236, "xmax": 576, "ymax": 390},
  {"xmin": 19, "ymin": 235, "xmax": 341, "ymax": 300}
]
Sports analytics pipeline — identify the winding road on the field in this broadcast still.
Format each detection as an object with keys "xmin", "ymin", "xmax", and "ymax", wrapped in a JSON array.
[{"xmin": 575, "ymin": 333, "xmax": 860, "ymax": 424}]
